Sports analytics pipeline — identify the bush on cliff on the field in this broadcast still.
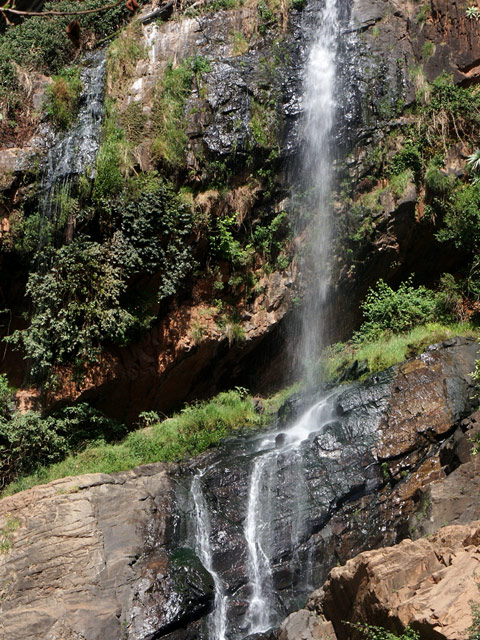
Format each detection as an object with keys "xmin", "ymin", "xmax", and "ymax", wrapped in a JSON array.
[
  {"xmin": 2, "ymin": 388, "xmax": 263, "ymax": 495},
  {"xmin": 0, "ymin": 403, "xmax": 124, "ymax": 488}
]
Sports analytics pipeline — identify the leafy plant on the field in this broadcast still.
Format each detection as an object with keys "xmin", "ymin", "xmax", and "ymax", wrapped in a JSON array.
[
  {"xmin": 3, "ymin": 388, "xmax": 265, "ymax": 495},
  {"xmin": 466, "ymin": 5, "xmax": 480, "ymax": 20},
  {"xmin": 45, "ymin": 66, "xmax": 83, "ymax": 130},
  {"xmin": 350, "ymin": 622, "xmax": 420, "ymax": 640},
  {"xmin": 352, "ymin": 277, "xmax": 442, "ymax": 344},
  {"xmin": 8, "ymin": 183, "xmax": 195, "ymax": 378},
  {"xmin": 151, "ymin": 58, "xmax": 195, "ymax": 170}
]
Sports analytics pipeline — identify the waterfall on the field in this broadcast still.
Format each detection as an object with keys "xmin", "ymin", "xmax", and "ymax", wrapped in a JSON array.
[
  {"xmin": 244, "ymin": 453, "xmax": 276, "ymax": 634},
  {"xmin": 39, "ymin": 49, "xmax": 106, "ymax": 222},
  {"xmin": 191, "ymin": 472, "xmax": 228, "ymax": 640},
  {"xmin": 189, "ymin": 1, "xmax": 345, "ymax": 637},
  {"xmin": 295, "ymin": 0, "xmax": 340, "ymax": 382}
]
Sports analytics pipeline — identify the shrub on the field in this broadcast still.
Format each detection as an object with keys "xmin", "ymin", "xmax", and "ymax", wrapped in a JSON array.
[
  {"xmin": 45, "ymin": 67, "xmax": 83, "ymax": 129},
  {"xmin": 352, "ymin": 277, "xmax": 441, "ymax": 344},
  {"xmin": 3, "ymin": 388, "xmax": 264, "ymax": 494},
  {"xmin": 437, "ymin": 182, "xmax": 480, "ymax": 251},
  {"xmin": 388, "ymin": 142, "xmax": 422, "ymax": 178},
  {"xmin": 0, "ymin": 412, "xmax": 68, "ymax": 486},
  {"xmin": 8, "ymin": 182, "xmax": 195, "ymax": 378},
  {"xmin": 0, "ymin": 403, "xmax": 124, "ymax": 487},
  {"xmin": 0, "ymin": 375, "xmax": 13, "ymax": 420}
]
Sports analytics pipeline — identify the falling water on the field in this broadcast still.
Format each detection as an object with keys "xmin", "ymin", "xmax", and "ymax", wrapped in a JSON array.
[
  {"xmin": 244, "ymin": 452, "xmax": 276, "ymax": 634},
  {"xmin": 39, "ymin": 49, "xmax": 106, "ymax": 221},
  {"xmin": 243, "ymin": 0, "xmax": 342, "ymax": 631},
  {"xmin": 190, "ymin": 0, "xmax": 344, "ymax": 636},
  {"xmin": 295, "ymin": 0, "xmax": 340, "ymax": 382},
  {"xmin": 191, "ymin": 472, "xmax": 228, "ymax": 640}
]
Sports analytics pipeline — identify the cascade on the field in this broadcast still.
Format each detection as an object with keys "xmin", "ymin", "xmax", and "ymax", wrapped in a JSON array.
[
  {"xmin": 39, "ymin": 49, "xmax": 106, "ymax": 222},
  {"xmin": 188, "ymin": 0, "xmax": 346, "ymax": 637},
  {"xmin": 296, "ymin": 0, "xmax": 339, "ymax": 381},
  {"xmin": 191, "ymin": 472, "xmax": 228, "ymax": 640}
]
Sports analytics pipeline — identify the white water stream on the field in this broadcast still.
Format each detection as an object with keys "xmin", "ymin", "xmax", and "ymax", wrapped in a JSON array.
[
  {"xmin": 191, "ymin": 471, "xmax": 228, "ymax": 640},
  {"xmin": 190, "ymin": 0, "xmax": 343, "ymax": 635},
  {"xmin": 296, "ymin": 0, "xmax": 340, "ymax": 382}
]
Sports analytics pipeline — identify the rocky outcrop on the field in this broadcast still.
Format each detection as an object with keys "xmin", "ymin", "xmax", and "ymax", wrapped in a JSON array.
[
  {"xmin": 45, "ymin": 270, "xmax": 296, "ymax": 423},
  {"xmin": 0, "ymin": 464, "xmax": 216, "ymax": 640},
  {"xmin": 305, "ymin": 521, "xmax": 480, "ymax": 640},
  {"xmin": 0, "ymin": 338, "xmax": 477, "ymax": 640}
]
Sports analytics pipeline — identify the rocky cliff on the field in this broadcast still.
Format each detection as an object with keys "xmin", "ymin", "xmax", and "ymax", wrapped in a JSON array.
[
  {"xmin": 1, "ymin": 0, "xmax": 479, "ymax": 419},
  {"xmin": 0, "ymin": 338, "xmax": 477, "ymax": 640}
]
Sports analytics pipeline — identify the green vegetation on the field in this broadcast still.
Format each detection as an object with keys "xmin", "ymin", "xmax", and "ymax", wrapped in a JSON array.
[
  {"xmin": 0, "ymin": 0, "xmax": 131, "ymax": 133},
  {"xmin": 0, "ymin": 402, "xmax": 124, "ymax": 488},
  {"xmin": 8, "ymin": 181, "xmax": 195, "ymax": 379},
  {"xmin": 151, "ymin": 57, "xmax": 210, "ymax": 170},
  {"xmin": 469, "ymin": 604, "xmax": 480, "ymax": 640},
  {"xmin": 45, "ymin": 67, "xmax": 83, "ymax": 130},
  {"xmin": 351, "ymin": 277, "xmax": 448, "ymax": 344},
  {"xmin": 323, "ymin": 321, "xmax": 477, "ymax": 382},
  {"xmin": 249, "ymin": 96, "xmax": 280, "ymax": 149},
  {"xmin": 232, "ymin": 30, "xmax": 249, "ymax": 56},
  {"xmin": 422, "ymin": 40, "xmax": 435, "ymax": 60},
  {"xmin": 352, "ymin": 623, "xmax": 420, "ymax": 640},
  {"xmin": 321, "ymin": 276, "xmax": 478, "ymax": 382},
  {"xmin": 2, "ymin": 388, "xmax": 264, "ymax": 496},
  {"xmin": 0, "ymin": 516, "xmax": 21, "ymax": 554}
]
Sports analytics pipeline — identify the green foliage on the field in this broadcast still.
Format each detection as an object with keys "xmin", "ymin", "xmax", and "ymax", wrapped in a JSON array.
[
  {"xmin": 45, "ymin": 67, "xmax": 83, "ymax": 130},
  {"xmin": 93, "ymin": 105, "xmax": 127, "ymax": 201},
  {"xmin": 8, "ymin": 182, "xmax": 195, "ymax": 378},
  {"xmin": 351, "ymin": 622, "xmax": 420, "ymax": 640},
  {"xmin": 289, "ymin": 0, "xmax": 306, "ymax": 9},
  {"xmin": 468, "ymin": 602, "xmax": 480, "ymax": 640},
  {"xmin": 232, "ymin": 30, "xmax": 249, "ymax": 56},
  {"xmin": 437, "ymin": 182, "xmax": 480, "ymax": 252},
  {"xmin": 422, "ymin": 40, "xmax": 435, "ymax": 60},
  {"xmin": 424, "ymin": 73, "xmax": 480, "ymax": 141},
  {"xmin": 388, "ymin": 142, "xmax": 422, "ymax": 178},
  {"xmin": 323, "ymin": 322, "xmax": 477, "ymax": 382},
  {"xmin": 250, "ymin": 97, "xmax": 279, "ymax": 149},
  {"xmin": 0, "ymin": 403, "xmax": 124, "ymax": 487},
  {"xmin": 352, "ymin": 277, "xmax": 447, "ymax": 345},
  {"xmin": 0, "ymin": 48, "xmax": 20, "ymax": 122},
  {"xmin": 425, "ymin": 166, "xmax": 455, "ymax": 195},
  {"xmin": 3, "ymin": 388, "xmax": 265, "ymax": 495},
  {"xmin": 253, "ymin": 212, "xmax": 289, "ymax": 258},
  {"xmin": 389, "ymin": 169, "xmax": 413, "ymax": 197},
  {"xmin": 106, "ymin": 24, "xmax": 145, "ymax": 100},
  {"xmin": 209, "ymin": 214, "xmax": 251, "ymax": 267},
  {"xmin": 151, "ymin": 57, "xmax": 202, "ymax": 170},
  {"xmin": 415, "ymin": 3, "xmax": 430, "ymax": 24},
  {"xmin": 0, "ymin": 0, "xmax": 130, "ymax": 75},
  {"xmin": 0, "ymin": 375, "xmax": 13, "ymax": 420}
]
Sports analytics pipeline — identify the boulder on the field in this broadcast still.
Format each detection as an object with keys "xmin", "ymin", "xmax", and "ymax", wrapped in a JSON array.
[{"xmin": 308, "ymin": 521, "xmax": 480, "ymax": 640}]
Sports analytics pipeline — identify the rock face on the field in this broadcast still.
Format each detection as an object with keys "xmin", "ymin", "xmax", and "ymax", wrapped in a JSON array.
[
  {"xmin": 0, "ymin": 465, "xmax": 214, "ymax": 640},
  {"xmin": 0, "ymin": 338, "xmax": 477, "ymax": 640},
  {"xmin": 2, "ymin": 0, "xmax": 480, "ymax": 418},
  {"xmin": 306, "ymin": 521, "xmax": 480, "ymax": 640}
]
